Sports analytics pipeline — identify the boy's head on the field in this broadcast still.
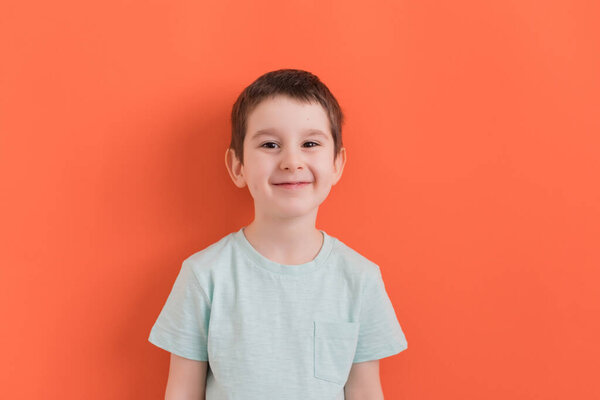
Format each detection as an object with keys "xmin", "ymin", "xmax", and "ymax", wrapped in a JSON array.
[
  {"xmin": 225, "ymin": 69, "xmax": 347, "ymax": 220},
  {"xmin": 229, "ymin": 69, "xmax": 345, "ymax": 165}
]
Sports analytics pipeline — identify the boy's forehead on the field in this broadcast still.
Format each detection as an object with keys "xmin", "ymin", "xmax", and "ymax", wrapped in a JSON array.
[
  {"xmin": 251, "ymin": 95, "xmax": 326, "ymax": 115},
  {"xmin": 246, "ymin": 95, "xmax": 330, "ymax": 135}
]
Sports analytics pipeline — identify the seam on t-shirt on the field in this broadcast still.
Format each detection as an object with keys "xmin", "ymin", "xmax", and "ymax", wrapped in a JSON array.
[
  {"xmin": 357, "ymin": 269, "xmax": 369, "ymax": 325},
  {"xmin": 182, "ymin": 259, "xmax": 213, "ymax": 307},
  {"xmin": 243, "ymin": 236, "xmax": 338, "ymax": 279},
  {"xmin": 356, "ymin": 263, "xmax": 383, "ymax": 346},
  {"xmin": 154, "ymin": 321, "xmax": 205, "ymax": 339}
]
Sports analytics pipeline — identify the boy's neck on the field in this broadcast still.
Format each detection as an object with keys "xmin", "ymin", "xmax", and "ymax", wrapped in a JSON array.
[{"xmin": 242, "ymin": 220, "xmax": 324, "ymax": 266}]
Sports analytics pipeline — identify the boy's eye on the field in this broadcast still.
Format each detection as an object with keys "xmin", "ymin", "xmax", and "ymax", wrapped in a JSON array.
[{"xmin": 260, "ymin": 141, "xmax": 320, "ymax": 149}]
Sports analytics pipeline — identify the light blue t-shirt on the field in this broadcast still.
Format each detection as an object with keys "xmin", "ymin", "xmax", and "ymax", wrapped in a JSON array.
[{"xmin": 148, "ymin": 227, "xmax": 407, "ymax": 399}]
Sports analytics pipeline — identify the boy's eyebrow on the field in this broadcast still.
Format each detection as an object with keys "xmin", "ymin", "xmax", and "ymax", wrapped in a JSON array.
[{"xmin": 250, "ymin": 128, "xmax": 329, "ymax": 140}]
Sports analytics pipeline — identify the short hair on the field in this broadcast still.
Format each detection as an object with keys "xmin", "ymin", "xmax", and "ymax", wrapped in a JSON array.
[{"xmin": 229, "ymin": 69, "xmax": 345, "ymax": 165}]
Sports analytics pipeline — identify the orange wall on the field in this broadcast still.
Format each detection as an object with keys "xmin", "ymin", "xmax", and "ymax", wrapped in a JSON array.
[{"xmin": 1, "ymin": 0, "xmax": 598, "ymax": 398}]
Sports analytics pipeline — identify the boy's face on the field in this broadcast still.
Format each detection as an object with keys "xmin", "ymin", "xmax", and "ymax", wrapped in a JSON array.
[{"xmin": 225, "ymin": 95, "xmax": 346, "ymax": 220}]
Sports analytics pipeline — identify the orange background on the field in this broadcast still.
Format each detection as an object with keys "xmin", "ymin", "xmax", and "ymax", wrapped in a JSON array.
[{"xmin": 1, "ymin": 0, "xmax": 598, "ymax": 398}]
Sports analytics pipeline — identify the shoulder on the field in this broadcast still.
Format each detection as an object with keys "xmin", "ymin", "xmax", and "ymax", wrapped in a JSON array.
[
  {"xmin": 184, "ymin": 231, "xmax": 233, "ymax": 266},
  {"xmin": 328, "ymin": 235, "xmax": 381, "ymax": 279},
  {"xmin": 178, "ymin": 231, "xmax": 236, "ymax": 284}
]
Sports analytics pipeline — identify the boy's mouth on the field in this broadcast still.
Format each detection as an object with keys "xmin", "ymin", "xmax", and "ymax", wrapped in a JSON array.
[{"xmin": 273, "ymin": 182, "xmax": 311, "ymax": 188}]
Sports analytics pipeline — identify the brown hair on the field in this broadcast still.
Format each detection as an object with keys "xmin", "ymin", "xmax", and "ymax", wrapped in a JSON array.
[{"xmin": 229, "ymin": 69, "xmax": 344, "ymax": 165}]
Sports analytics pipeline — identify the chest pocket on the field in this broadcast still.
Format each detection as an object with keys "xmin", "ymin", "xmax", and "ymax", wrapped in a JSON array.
[{"xmin": 314, "ymin": 320, "xmax": 360, "ymax": 385}]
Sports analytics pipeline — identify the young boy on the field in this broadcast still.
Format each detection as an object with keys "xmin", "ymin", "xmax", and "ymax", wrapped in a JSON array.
[{"xmin": 148, "ymin": 69, "xmax": 408, "ymax": 400}]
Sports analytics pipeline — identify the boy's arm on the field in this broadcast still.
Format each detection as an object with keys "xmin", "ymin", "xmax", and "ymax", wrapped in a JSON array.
[
  {"xmin": 344, "ymin": 360, "xmax": 385, "ymax": 400},
  {"xmin": 165, "ymin": 353, "xmax": 208, "ymax": 400}
]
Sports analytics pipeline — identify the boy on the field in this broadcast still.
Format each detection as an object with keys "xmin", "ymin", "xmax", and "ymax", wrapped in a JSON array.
[{"xmin": 148, "ymin": 69, "xmax": 408, "ymax": 400}]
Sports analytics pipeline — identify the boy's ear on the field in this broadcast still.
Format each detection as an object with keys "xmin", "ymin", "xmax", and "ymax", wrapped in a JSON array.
[
  {"xmin": 331, "ymin": 147, "xmax": 347, "ymax": 186},
  {"xmin": 224, "ymin": 148, "xmax": 247, "ymax": 188}
]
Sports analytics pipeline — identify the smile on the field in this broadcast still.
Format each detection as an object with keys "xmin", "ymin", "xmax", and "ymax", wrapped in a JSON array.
[{"xmin": 273, "ymin": 182, "xmax": 311, "ymax": 189}]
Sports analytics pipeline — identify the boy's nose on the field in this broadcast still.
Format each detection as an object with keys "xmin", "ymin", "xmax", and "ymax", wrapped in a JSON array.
[{"xmin": 279, "ymin": 149, "xmax": 304, "ymax": 170}]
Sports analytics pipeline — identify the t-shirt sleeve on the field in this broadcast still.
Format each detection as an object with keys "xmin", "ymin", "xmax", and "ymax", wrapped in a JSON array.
[
  {"xmin": 148, "ymin": 260, "xmax": 211, "ymax": 361},
  {"xmin": 353, "ymin": 266, "xmax": 408, "ymax": 363}
]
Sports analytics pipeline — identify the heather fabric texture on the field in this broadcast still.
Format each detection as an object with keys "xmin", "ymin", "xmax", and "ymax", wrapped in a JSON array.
[{"xmin": 148, "ymin": 227, "xmax": 407, "ymax": 400}]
